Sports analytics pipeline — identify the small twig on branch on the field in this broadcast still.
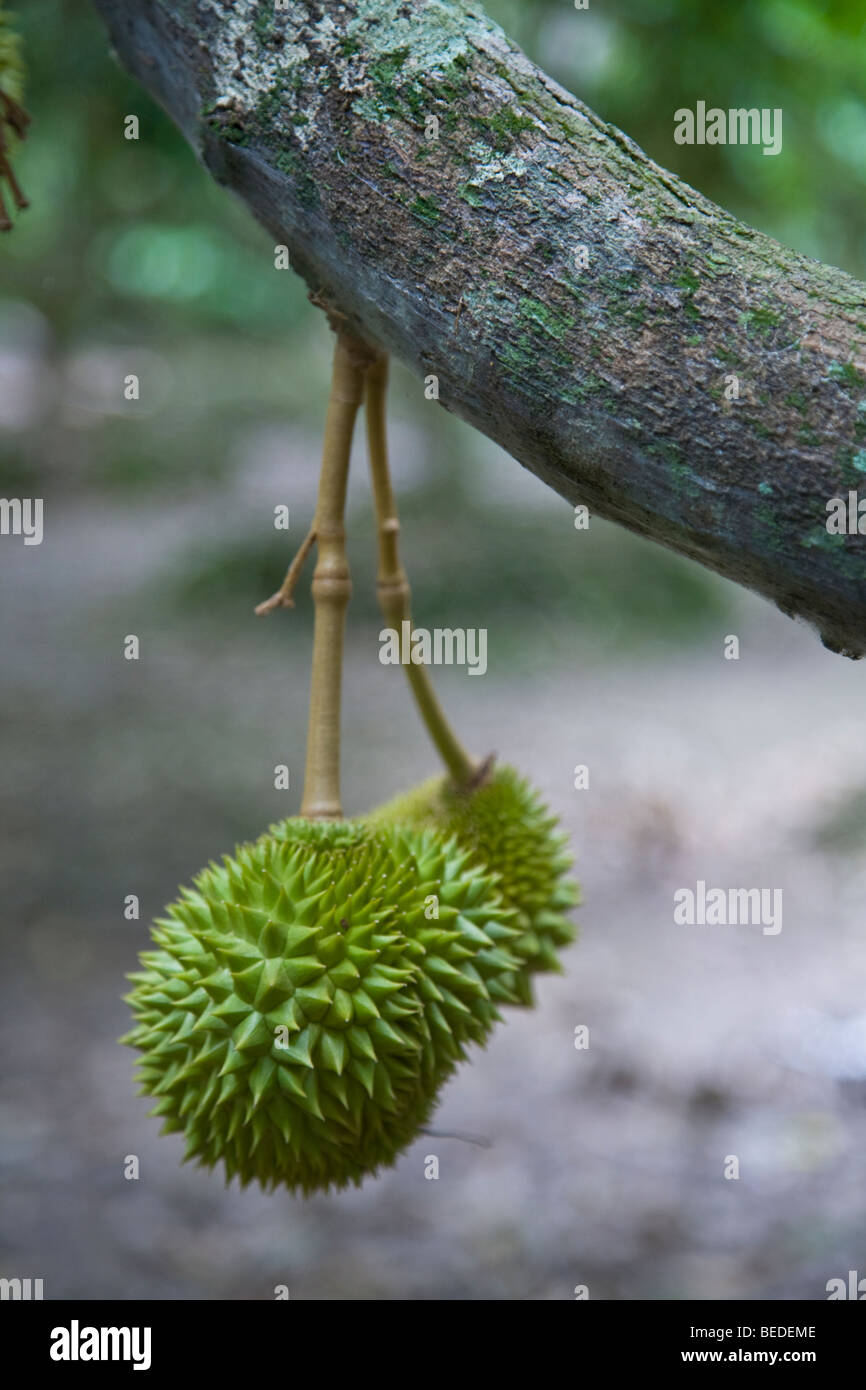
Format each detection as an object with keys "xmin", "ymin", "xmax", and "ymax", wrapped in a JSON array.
[
  {"xmin": 0, "ymin": 88, "xmax": 29, "ymax": 230},
  {"xmin": 0, "ymin": 90, "xmax": 30, "ymax": 139},
  {"xmin": 254, "ymin": 525, "xmax": 316, "ymax": 616}
]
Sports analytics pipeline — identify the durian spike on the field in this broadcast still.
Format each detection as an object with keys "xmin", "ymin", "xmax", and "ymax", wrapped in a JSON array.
[
  {"xmin": 365, "ymin": 353, "xmax": 478, "ymax": 790},
  {"xmin": 300, "ymin": 330, "xmax": 374, "ymax": 820}
]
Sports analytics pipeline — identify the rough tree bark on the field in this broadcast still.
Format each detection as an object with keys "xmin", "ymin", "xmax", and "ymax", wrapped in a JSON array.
[{"xmin": 92, "ymin": 0, "xmax": 866, "ymax": 657}]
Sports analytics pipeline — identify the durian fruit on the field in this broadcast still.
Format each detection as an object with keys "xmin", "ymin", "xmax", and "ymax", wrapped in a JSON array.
[
  {"xmin": 123, "ymin": 816, "xmax": 524, "ymax": 1193},
  {"xmin": 369, "ymin": 763, "xmax": 579, "ymax": 1005},
  {"xmin": 0, "ymin": 3, "xmax": 29, "ymax": 230}
]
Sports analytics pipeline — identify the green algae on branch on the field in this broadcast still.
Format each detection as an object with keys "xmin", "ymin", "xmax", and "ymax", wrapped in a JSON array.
[
  {"xmin": 410, "ymin": 194, "xmax": 441, "ymax": 228},
  {"xmin": 827, "ymin": 360, "xmax": 865, "ymax": 389},
  {"xmin": 516, "ymin": 296, "xmax": 575, "ymax": 341},
  {"xmin": 740, "ymin": 306, "xmax": 782, "ymax": 339},
  {"xmin": 469, "ymin": 107, "xmax": 535, "ymax": 153}
]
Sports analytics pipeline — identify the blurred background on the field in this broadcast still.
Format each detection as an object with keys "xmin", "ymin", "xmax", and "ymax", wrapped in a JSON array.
[{"xmin": 1, "ymin": 0, "xmax": 866, "ymax": 1300}]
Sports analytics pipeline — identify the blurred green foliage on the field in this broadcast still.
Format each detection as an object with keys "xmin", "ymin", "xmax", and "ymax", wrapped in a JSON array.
[
  {"xmin": 1, "ymin": 0, "xmax": 861, "ymax": 648},
  {"xmin": 487, "ymin": 0, "xmax": 866, "ymax": 279}
]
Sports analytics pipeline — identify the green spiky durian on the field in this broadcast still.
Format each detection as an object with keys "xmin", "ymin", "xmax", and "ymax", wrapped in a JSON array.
[
  {"xmin": 124, "ymin": 817, "xmax": 523, "ymax": 1193},
  {"xmin": 368, "ymin": 763, "xmax": 579, "ymax": 1005}
]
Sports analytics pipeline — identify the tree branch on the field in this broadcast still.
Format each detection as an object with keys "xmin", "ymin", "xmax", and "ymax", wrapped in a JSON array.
[{"xmin": 92, "ymin": 0, "xmax": 866, "ymax": 656}]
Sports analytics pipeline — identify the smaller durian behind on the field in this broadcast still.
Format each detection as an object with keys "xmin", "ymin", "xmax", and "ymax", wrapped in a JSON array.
[{"xmin": 368, "ymin": 763, "xmax": 579, "ymax": 1005}]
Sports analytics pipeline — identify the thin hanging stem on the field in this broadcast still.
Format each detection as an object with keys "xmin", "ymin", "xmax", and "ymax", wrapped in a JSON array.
[
  {"xmin": 300, "ymin": 332, "xmax": 368, "ymax": 820},
  {"xmin": 364, "ymin": 353, "xmax": 477, "ymax": 789}
]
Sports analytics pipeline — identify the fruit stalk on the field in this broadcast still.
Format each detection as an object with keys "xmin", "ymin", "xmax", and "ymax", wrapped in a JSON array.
[
  {"xmin": 300, "ymin": 331, "xmax": 367, "ymax": 819},
  {"xmin": 365, "ymin": 353, "xmax": 477, "ymax": 789}
]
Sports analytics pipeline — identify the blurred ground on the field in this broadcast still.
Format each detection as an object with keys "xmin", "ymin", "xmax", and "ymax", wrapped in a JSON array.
[{"xmin": 2, "ymin": 441, "xmax": 866, "ymax": 1301}]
